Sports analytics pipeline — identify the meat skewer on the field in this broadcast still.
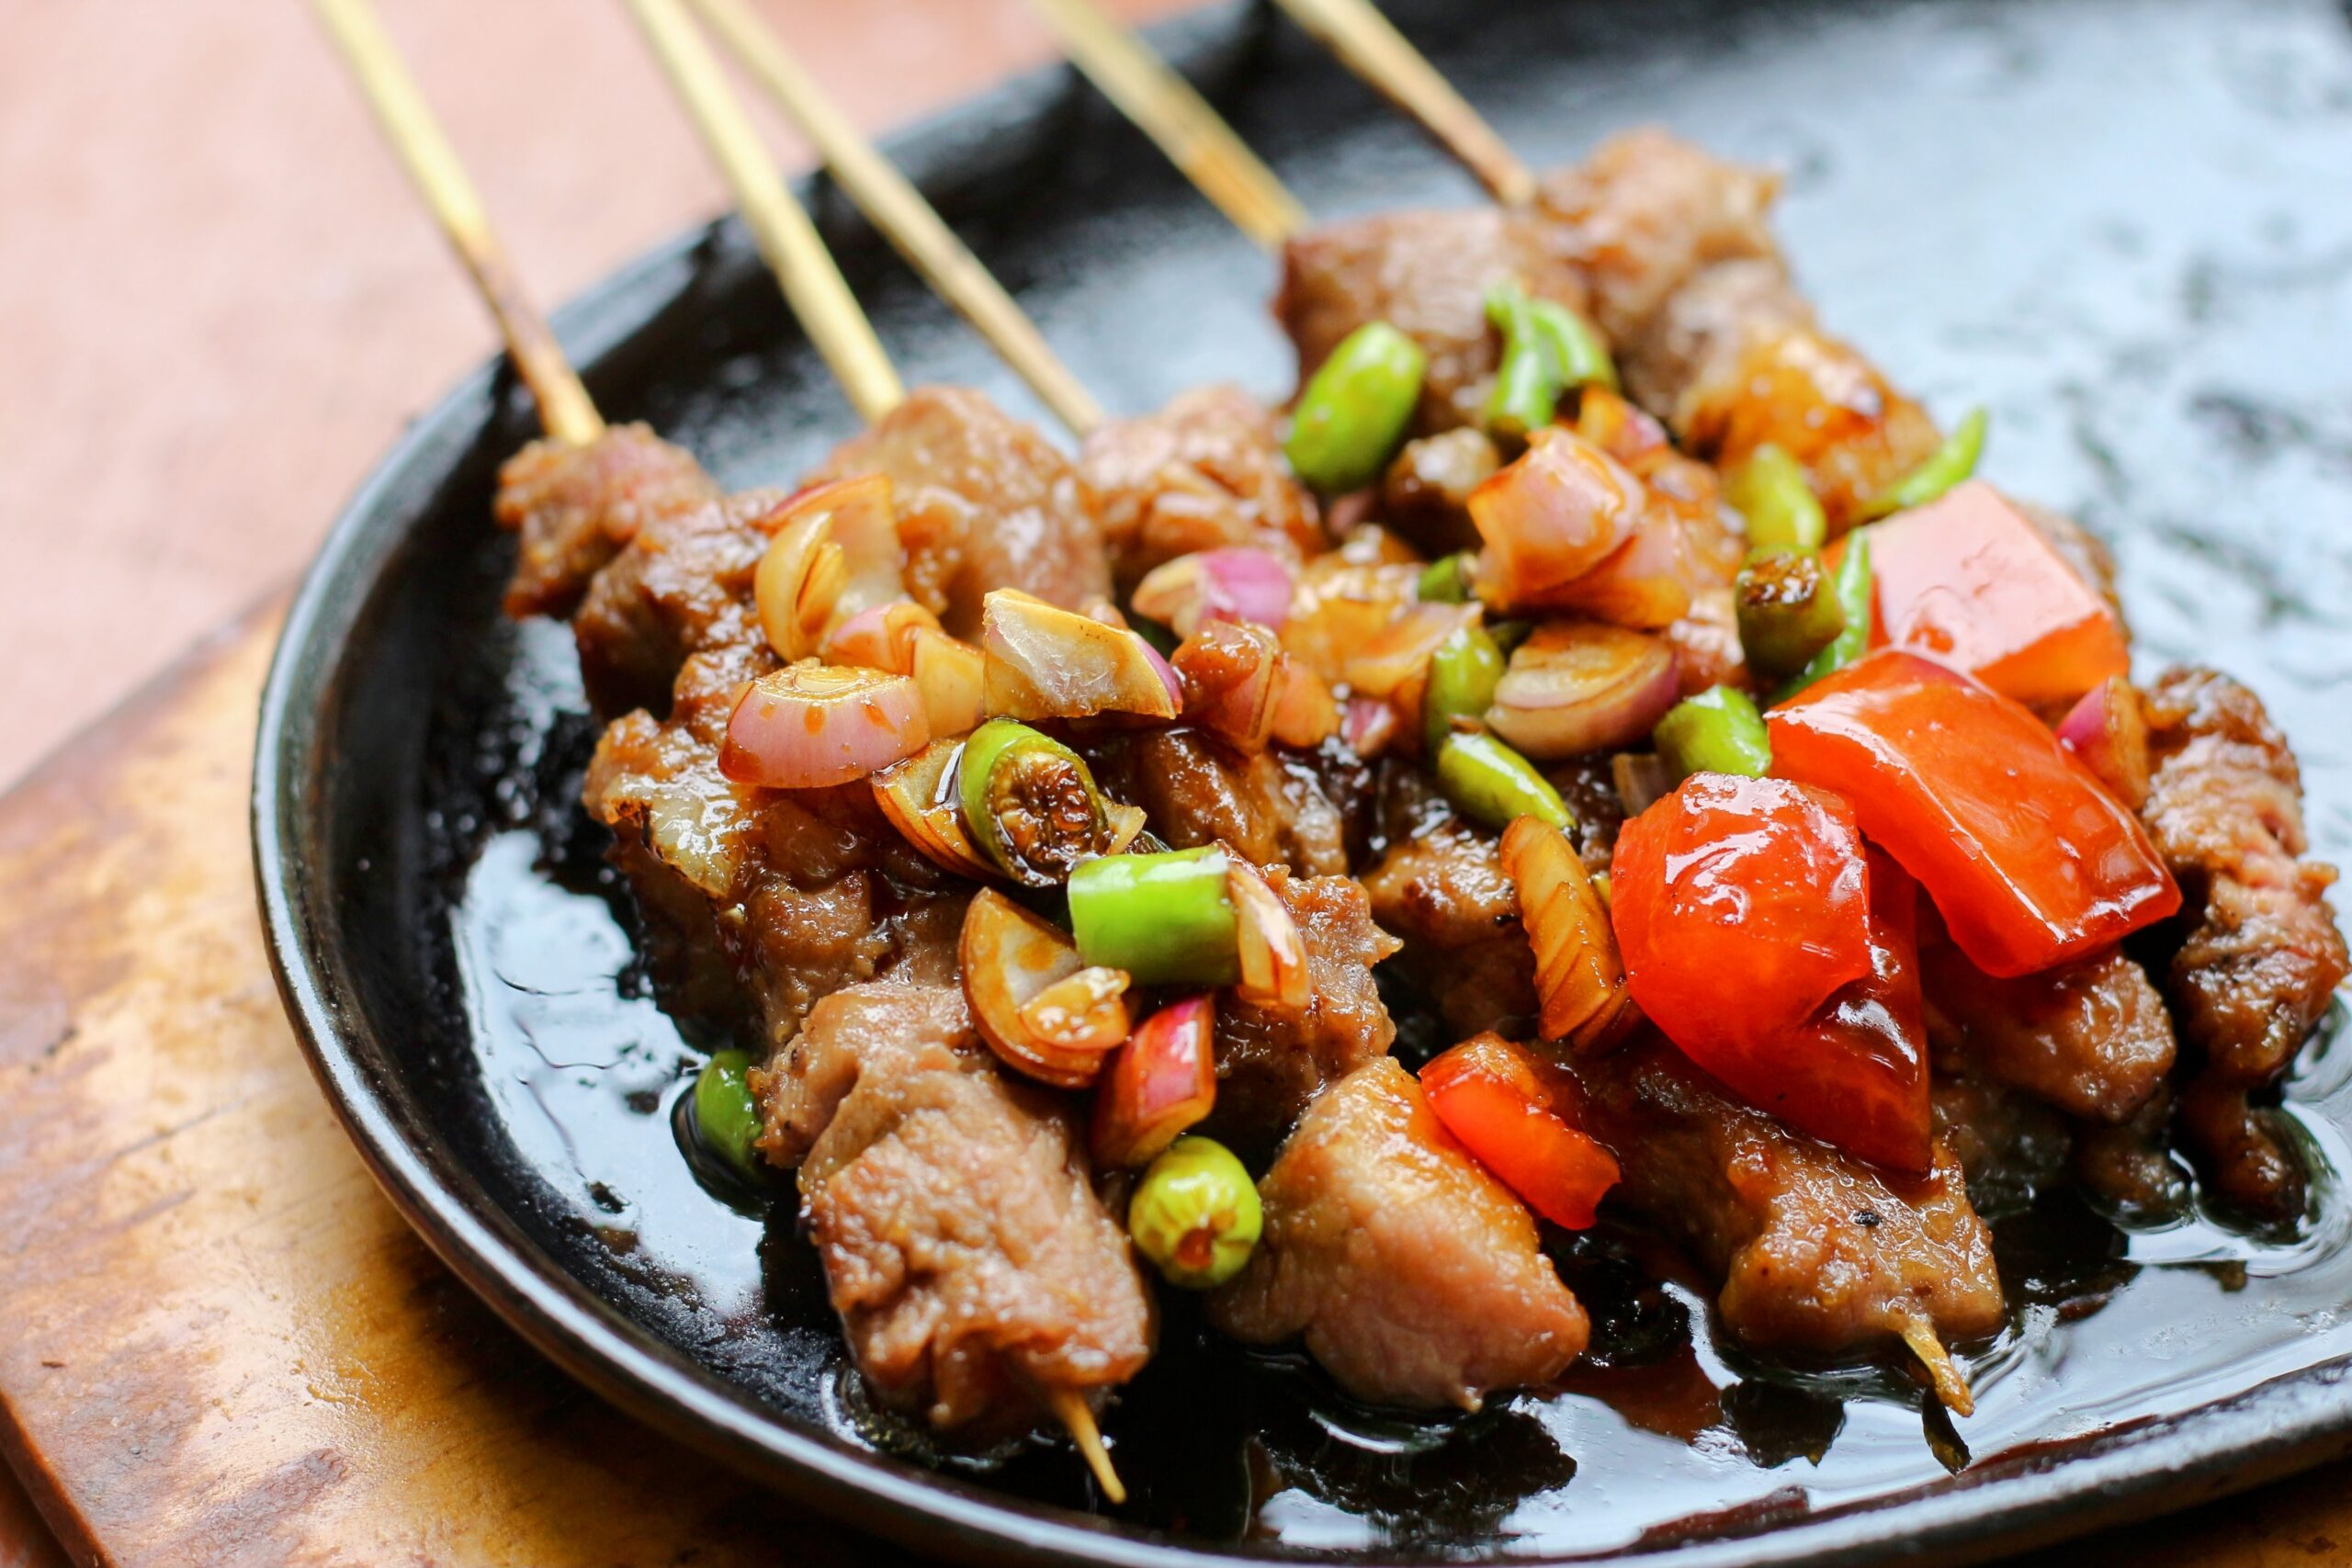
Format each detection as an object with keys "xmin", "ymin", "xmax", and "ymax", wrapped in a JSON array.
[
  {"xmin": 1019, "ymin": 0, "xmax": 1306, "ymax": 248},
  {"xmin": 319, "ymin": 0, "xmax": 1146, "ymax": 1501},
  {"xmin": 684, "ymin": 0, "xmax": 1104, "ymax": 432}
]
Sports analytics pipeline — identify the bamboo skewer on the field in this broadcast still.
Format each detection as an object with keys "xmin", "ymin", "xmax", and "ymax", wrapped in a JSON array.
[
  {"xmin": 626, "ymin": 0, "xmax": 904, "ymax": 423},
  {"xmin": 311, "ymin": 0, "xmax": 605, "ymax": 446},
  {"xmin": 1046, "ymin": 1387, "xmax": 1127, "ymax": 1505},
  {"xmin": 1899, "ymin": 1318, "xmax": 1975, "ymax": 1418},
  {"xmin": 1019, "ymin": 0, "xmax": 1306, "ymax": 250},
  {"xmin": 685, "ymin": 0, "xmax": 1104, "ymax": 433},
  {"xmin": 1266, "ymin": 0, "xmax": 1535, "ymax": 207}
]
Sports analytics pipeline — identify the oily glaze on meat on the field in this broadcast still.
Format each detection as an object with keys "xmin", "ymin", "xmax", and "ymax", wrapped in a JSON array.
[
  {"xmin": 1554, "ymin": 1035, "xmax": 2005, "ymax": 1360},
  {"xmin": 571, "ymin": 488, "xmax": 785, "ymax": 717},
  {"xmin": 1078, "ymin": 384, "xmax": 1324, "ymax": 589},
  {"xmin": 1921, "ymin": 941, "xmax": 2177, "ymax": 1125},
  {"xmin": 809, "ymin": 386, "xmax": 1112, "ymax": 636},
  {"xmin": 1206, "ymin": 869, "xmax": 1401, "ymax": 1156},
  {"xmin": 2140, "ymin": 668, "xmax": 2348, "ymax": 1213},
  {"xmin": 495, "ymin": 423, "xmax": 721, "ymax": 618},
  {"xmin": 1209, "ymin": 1059, "xmax": 1589, "ymax": 1410},
  {"xmin": 1279, "ymin": 209, "xmax": 1590, "ymax": 435},
  {"xmin": 1081, "ymin": 728, "xmax": 1351, "ymax": 877},
  {"xmin": 755, "ymin": 981, "xmax": 1155, "ymax": 1432}
]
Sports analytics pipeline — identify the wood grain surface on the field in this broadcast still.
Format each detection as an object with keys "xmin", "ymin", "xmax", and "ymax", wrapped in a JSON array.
[{"xmin": 0, "ymin": 604, "xmax": 2344, "ymax": 1568}]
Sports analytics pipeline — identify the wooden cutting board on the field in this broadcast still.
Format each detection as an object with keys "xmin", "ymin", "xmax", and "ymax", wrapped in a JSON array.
[{"xmin": 0, "ymin": 604, "xmax": 2346, "ymax": 1567}]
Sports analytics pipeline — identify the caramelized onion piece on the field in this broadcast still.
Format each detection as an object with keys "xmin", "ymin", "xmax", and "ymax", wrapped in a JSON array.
[
  {"xmin": 1091, "ymin": 995, "xmax": 1217, "ymax": 1169},
  {"xmin": 1131, "ymin": 548, "xmax": 1295, "ymax": 637},
  {"xmin": 908, "ymin": 626, "xmax": 986, "ymax": 738},
  {"xmin": 1466, "ymin": 427, "xmax": 1641, "ymax": 610},
  {"xmin": 980, "ymin": 590, "xmax": 1182, "ymax": 721},
  {"xmin": 1486, "ymin": 622, "xmax": 1680, "ymax": 761},
  {"xmin": 720, "ymin": 663, "xmax": 930, "ymax": 789},
  {"xmin": 1268, "ymin": 656, "xmax": 1341, "ymax": 749},
  {"xmin": 961, "ymin": 889, "xmax": 1131, "ymax": 1088},
  {"xmin": 1227, "ymin": 861, "xmax": 1310, "ymax": 1011},
  {"xmin": 752, "ymin": 474, "xmax": 905, "ymax": 660},
  {"xmin": 1173, "ymin": 622, "xmax": 1283, "ymax": 750},
  {"xmin": 2056, "ymin": 674, "xmax": 2152, "ymax": 810},
  {"xmin": 827, "ymin": 599, "xmax": 942, "ymax": 673},
  {"xmin": 1501, "ymin": 815, "xmax": 1633, "ymax": 1049},
  {"xmin": 1341, "ymin": 601, "xmax": 1480, "ymax": 702},
  {"xmin": 871, "ymin": 739, "xmax": 998, "ymax": 881}
]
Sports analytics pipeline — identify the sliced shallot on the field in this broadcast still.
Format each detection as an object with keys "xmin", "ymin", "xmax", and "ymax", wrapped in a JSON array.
[
  {"xmin": 1091, "ymin": 995, "xmax": 1217, "ymax": 1169},
  {"xmin": 720, "ymin": 663, "xmax": 930, "ymax": 790},
  {"xmin": 980, "ymin": 590, "xmax": 1181, "ymax": 722},
  {"xmin": 1466, "ymin": 427, "xmax": 1641, "ymax": 610},
  {"xmin": 1485, "ymin": 621, "xmax": 1680, "ymax": 761},
  {"xmin": 1131, "ymin": 547, "xmax": 1296, "ymax": 637},
  {"xmin": 752, "ymin": 474, "xmax": 906, "ymax": 660},
  {"xmin": 1501, "ymin": 815, "xmax": 1634, "ymax": 1050},
  {"xmin": 1227, "ymin": 861, "xmax": 1310, "ymax": 1011},
  {"xmin": 961, "ymin": 889, "xmax": 1132, "ymax": 1088},
  {"xmin": 871, "ymin": 739, "xmax": 999, "ymax": 881}
]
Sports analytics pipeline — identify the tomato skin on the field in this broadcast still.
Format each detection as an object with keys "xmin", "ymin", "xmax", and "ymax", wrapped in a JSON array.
[
  {"xmin": 1867, "ymin": 481, "xmax": 2128, "ymax": 707},
  {"xmin": 1611, "ymin": 773, "xmax": 1875, "ymax": 1041},
  {"xmin": 1419, "ymin": 1034, "xmax": 1622, "ymax": 1229},
  {"xmin": 1767, "ymin": 649, "xmax": 2179, "ymax": 977}
]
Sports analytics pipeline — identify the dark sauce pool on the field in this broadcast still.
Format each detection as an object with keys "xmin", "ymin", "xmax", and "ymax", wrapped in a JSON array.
[{"xmin": 397, "ymin": 0, "xmax": 2352, "ymax": 1552}]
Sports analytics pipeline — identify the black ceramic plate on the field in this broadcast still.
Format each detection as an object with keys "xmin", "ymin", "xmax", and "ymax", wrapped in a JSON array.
[{"xmin": 255, "ymin": 0, "xmax": 2352, "ymax": 1562}]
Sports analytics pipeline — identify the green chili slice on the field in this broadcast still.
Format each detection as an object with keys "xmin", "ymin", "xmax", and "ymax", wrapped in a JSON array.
[
  {"xmin": 1863, "ymin": 407, "xmax": 1988, "ymax": 519},
  {"xmin": 693, "ymin": 1049, "xmax": 764, "ymax": 1183},
  {"xmin": 1437, "ymin": 732, "xmax": 1574, "ymax": 833},
  {"xmin": 1775, "ymin": 532, "xmax": 1874, "ymax": 703},
  {"xmin": 1068, "ymin": 846, "xmax": 1239, "ymax": 987},
  {"xmin": 1483, "ymin": 283, "xmax": 1564, "ymax": 446},
  {"xmin": 1654, "ymin": 685, "xmax": 1773, "ymax": 780},
  {"xmin": 1735, "ymin": 547, "xmax": 1847, "ymax": 680},
  {"xmin": 1528, "ymin": 297, "xmax": 1619, "ymax": 393},
  {"xmin": 1423, "ymin": 620, "xmax": 1506, "ymax": 751},
  {"xmin": 1284, "ymin": 321, "xmax": 1428, "ymax": 493},
  {"xmin": 1418, "ymin": 551, "xmax": 1476, "ymax": 604},
  {"xmin": 1128, "ymin": 1135, "xmax": 1262, "ymax": 1289},
  {"xmin": 957, "ymin": 719, "xmax": 1114, "ymax": 886},
  {"xmin": 1725, "ymin": 443, "xmax": 1827, "ymax": 552}
]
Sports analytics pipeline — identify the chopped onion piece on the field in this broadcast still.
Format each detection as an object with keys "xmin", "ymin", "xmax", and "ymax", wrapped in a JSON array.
[
  {"xmin": 2056, "ymin": 674, "xmax": 2152, "ymax": 810},
  {"xmin": 1501, "ymin": 815, "xmax": 1633, "ymax": 1050},
  {"xmin": 1227, "ymin": 862, "xmax": 1310, "ymax": 1011},
  {"xmin": 1281, "ymin": 558, "xmax": 1420, "ymax": 685},
  {"xmin": 1486, "ymin": 622, "xmax": 1680, "ymax": 760},
  {"xmin": 980, "ymin": 590, "xmax": 1181, "ymax": 721},
  {"xmin": 720, "ymin": 663, "xmax": 930, "ymax": 789},
  {"xmin": 871, "ymin": 739, "xmax": 999, "ymax": 881},
  {"xmin": 1091, "ymin": 995, "xmax": 1218, "ymax": 1169},
  {"xmin": 1543, "ymin": 514, "xmax": 1702, "ymax": 629},
  {"xmin": 1131, "ymin": 548, "xmax": 1296, "ymax": 637},
  {"xmin": 1611, "ymin": 750, "xmax": 1674, "ymax": 818},
  {"xmin": 961, "ymin": 889, "xmax": 1130, "ymax": 1088},
  {"xmin": 1268, "ymin": 656, "xmax": 1341, "ymax": 749},
  {"xmin": 908, "ymin": 626, "xmax": 986, "ymax": 738},
  {"xmin": 1340, "ymin": 694, "xmax": 1400, "ymax": 759},
  {"xmin": 1467, "ymin": 428, "xmax": 1641, "ymax": 610},
  {"xmin": 827, "ymin": 599, "xmax": 941, "ymax": 673},
  {"xmin": 752, "ymin": 474, "xmax": 906, "ymax": 660},
  {"xmin": 1341, "ymin": 601, "xmax": 1480, "ymax": 701},
  {"xmin": 1173, "ymin": 622, "xmax": 1283, "ymax": 750},
  {"xmin": 1103, "ymin": 800, "xmax": 1149, "ymax": 855}
]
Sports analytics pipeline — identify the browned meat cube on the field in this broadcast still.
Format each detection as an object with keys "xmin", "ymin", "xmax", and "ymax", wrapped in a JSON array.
[
  {"xmin": 1206, "ymin": 869, "xmax": 1400, "ymax": 1156},
  {"xmin": 585, "ymin": 644, "xmax": 967, "ymax": 1044},
  {"xmin": 1921, "ymin": 941, "xmax": 2176, "ymax": 1124},
  {"xmin": 1553, "ymin": 1036, "xmax": 2005, "ymax": 1364},
  {"xmin": 1380, "ymin": 426, "xmax": 1499, "ymax": 558},
  {"xmin": 1078, "ymin": 384, "xmax": 1323, "ymax": 589},
  {"xmin": 756, "ymin": 982, "xmax": 1156, "ymax": 1434},
  {"xmin": 2139, "ymin": 669, "xmax": 2346, "ymax": 1215},
  {"xmin": 1081, "ymin": 728, "xmax": 1350, "ymax": 876},
  {"xmin": 810, "ymin": 385, "xmax": 1112, "ymax": 637},
  {"xmin": 1209, "ymin": 1059, "xmax": 1589, "ymax": 1411},
  {"xmin": 570, "ymin": 488, "xmax": 784, "ymax": 718},
  {"xmin": 1278, "ymin": 209, "xmax": 1589, "ymax": 435},
  {"xmin": 1359, "ymin": 819, "xmax": 1539, "ymax": 1041},
  {"xmin": 2142, "ymin": 668, "xmax": 2348, "ymax": 1086},
  {"xmin": 494, "ymin": 423, "xmax": 721, "ymax": 619}
]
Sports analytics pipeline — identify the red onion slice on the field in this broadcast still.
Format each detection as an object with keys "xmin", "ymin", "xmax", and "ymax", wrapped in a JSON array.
[
  {"xmin": 720, "ymin": 663, "xmax": 931, "ymax": 789},
  {"xmin": 1486, "ymin": 621, "xmax": 1680, "ymax": 760}
]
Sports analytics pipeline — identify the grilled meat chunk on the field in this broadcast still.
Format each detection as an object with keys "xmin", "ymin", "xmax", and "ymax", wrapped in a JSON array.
[
  {"xmin": 571, "ymin": 488, "xmax": 785, "ymax": 717},
  {"xmin": 2141, "ymin": 669, "xmax": 2346, "ymax": 1086},
  {"xmin": 495, "ymin": 423, "xmax": 721, "ymax": 619},
  {"xmin": 1279, "ymin": 209, "xmax": 1590, "ymax": 435},
  {"xmin": 810, "ymin": 386, "xmax": 1112, "ymax": 636},
  {"xmin": 1554, "ymin": 1035, "xmax": 2005, "ymax": 1356},
  {"xmin": 1206, "ymin": 869, "xmax": 1400, "ymax": 1156},
  {"xmin": 1921, "ymin": 941, "xmax": 2176, "ymax": 1124},
  {"xmin": 756, "ymin": 981, "xmax": 1156, "ymax": 1434},
  {"xmin": 1360, "ymin": 819, "xmax": 1540, "ymax": 1041},
  {"xmin": 1082, "ymin": 728, "xmax": 1351, "ymax": 877},
  {"xmin": 1079, "ymin": 384, "xmax": 1323, "ymax": 589},
  {"xmin": 1209, "ymin": 1059, "xmax": 1589, "ymax": 1410},
  {"xmin": 1381, "ymin": 427, "xmax": 1500, "ymax": 558},
  {"xmin": 1930, "ymin": 1074, "xmax": 2072, "ymax": 1217},
  {"xmin": 584, "ymin": 643, "xmax": 967, "ymax": 1045}
]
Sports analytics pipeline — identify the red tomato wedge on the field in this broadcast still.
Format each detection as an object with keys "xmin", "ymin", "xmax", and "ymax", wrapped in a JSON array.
[
  {"xmin": 1419, "ymin": 1034, "xmax": 1621, "ymax": 1229},
  {"xmin": 1611, "ymin": 773, "xmax": 1876, "ymax": 1040},
  {"xmin": 1768, "ymin": 649, "xmax": 2179, "ymax": 977},
  {"xmin": 1867, "ymin": 480, "xmax": 2128, "ymax": 707}
]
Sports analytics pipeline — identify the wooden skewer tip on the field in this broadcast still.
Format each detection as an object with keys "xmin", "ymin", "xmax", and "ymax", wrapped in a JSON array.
[
  {"xmin": 1046, "ymin": 1387, "xmax": 1126, "ymax": 1505},
  {"xmin": 1900, "ymin": 1319, "xmax": 1975, "ymax": 1418}
]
